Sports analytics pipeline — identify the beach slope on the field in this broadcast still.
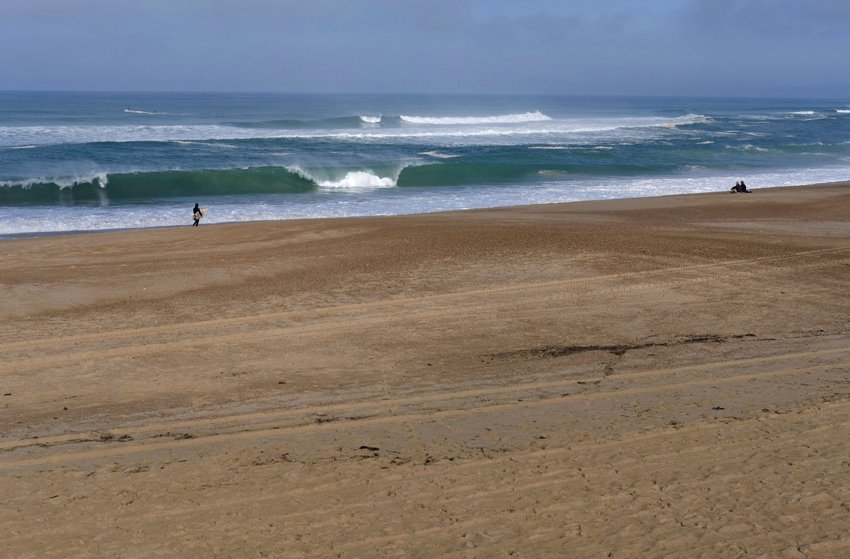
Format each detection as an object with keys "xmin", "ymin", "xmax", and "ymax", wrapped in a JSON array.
[{"xmin": 2, "ymin": 184, "xmax": 850, "ymax": 557}]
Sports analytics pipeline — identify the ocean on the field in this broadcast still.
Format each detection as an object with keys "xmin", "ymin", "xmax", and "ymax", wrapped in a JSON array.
[{"xmin": 2, "ymin": 91, "xmax": 849, "ymax": 236}]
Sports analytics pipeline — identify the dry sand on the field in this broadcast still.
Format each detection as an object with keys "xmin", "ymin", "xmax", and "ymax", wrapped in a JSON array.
[{"xmin": 2, "ymin": 183, "xmax": 850, "ymax": 558}]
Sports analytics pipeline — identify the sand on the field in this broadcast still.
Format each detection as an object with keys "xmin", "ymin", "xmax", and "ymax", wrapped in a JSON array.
[{"xmin": 2, "ymin": 183, "xmax": 850, "ymax": 558}]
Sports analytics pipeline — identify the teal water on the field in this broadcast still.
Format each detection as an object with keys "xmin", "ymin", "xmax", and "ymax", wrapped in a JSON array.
[{"xmin": 1, "ymin": 92, "xmax": 849, "ymax": 234}]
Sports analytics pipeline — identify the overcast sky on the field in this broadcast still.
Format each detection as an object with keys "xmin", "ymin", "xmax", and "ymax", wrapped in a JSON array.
[{"xmin": 1, "ymin": 0, "xmax": 848, "ymax": 97}]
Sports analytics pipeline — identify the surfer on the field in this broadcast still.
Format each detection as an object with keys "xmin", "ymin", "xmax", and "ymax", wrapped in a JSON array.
[{"xmin": 192, "ymin": 203, "xmax": 202, "ymax": 226}]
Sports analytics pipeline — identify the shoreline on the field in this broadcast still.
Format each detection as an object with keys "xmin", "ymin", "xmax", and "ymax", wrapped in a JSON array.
[
  {"xmin": 2, "ymin": 181, "xmax": 850, "ymax": 557},
  {"xmin": 2, "ymin": 179, "xmax": 848, "ymax": 242}
]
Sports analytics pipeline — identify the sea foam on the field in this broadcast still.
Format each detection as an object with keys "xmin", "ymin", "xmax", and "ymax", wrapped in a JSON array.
[
  {"xmin": 419, "ymin": 151, "xmax": 458, "ymax": 159},
  {"xmin": 0, "ymin": 172, "xmax": 109, "ymax": 190},
  {"xmin": 286, "ymin": 165, "xmax": 398, "ymax": 191},
  {"xmin": 318, "ymin": 171, "xmax": 396, "ymax": 190},
  {"xmin": 400, "ymin": 111, "xmax": 552, "ymax": 125}
]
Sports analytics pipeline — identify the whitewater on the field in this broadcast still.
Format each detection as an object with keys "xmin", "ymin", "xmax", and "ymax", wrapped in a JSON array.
[{"xmin": 1, "ymin": 92, "xmax": 849, "ymax": 236}]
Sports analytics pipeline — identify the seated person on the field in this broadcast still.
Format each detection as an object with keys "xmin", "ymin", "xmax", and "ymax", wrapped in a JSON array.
[{"xmin": 730, "ymin": 180, "xmax": 752, "ymax": 193}]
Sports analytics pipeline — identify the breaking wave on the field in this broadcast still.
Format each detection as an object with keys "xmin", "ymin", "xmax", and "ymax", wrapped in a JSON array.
[
  {"xmin": 399, "ymin": 111, "xmax": 551, "ymax": 125},
  {"xmin": 0, "ymin": 158, "xmax": 657, "ymax": 205},
  {"xmin": 0, "ymin": 167, "xmax": 314, "ymax": 205},
  {"xmin": 1, "ymin": 112, "xmax": 712, "ymax": 147}
]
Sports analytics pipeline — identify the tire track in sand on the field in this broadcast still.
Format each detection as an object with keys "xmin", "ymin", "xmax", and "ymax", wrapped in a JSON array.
[{"xmin": 2, "ymin": 348, "xmax": 848, "ymax": 469}]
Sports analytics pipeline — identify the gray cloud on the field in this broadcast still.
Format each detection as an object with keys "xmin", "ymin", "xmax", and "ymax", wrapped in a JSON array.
[
  {"xmin": 685, "ymin": 0, "xmax": 850, "ymax": 34},
  {"xmin": 1, "ymin": 0, "xmax": 848, "ymax": 96}
]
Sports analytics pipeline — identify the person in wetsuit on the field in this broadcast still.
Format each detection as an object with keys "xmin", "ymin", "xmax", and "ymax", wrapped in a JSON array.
[{"xmin": 193, "ymin": 203, "xmax": 202, "ymax": 226}]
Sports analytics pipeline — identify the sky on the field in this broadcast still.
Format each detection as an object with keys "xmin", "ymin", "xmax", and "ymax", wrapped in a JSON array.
[{"xmin": 1, "ymin": 0, "xmax": 849, "ymax": 97}]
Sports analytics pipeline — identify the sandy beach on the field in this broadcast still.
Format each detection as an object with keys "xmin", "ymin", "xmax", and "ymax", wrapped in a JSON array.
[{"xmin": 2, "ymin": 183, "xmax": 850, "ymax": 558}]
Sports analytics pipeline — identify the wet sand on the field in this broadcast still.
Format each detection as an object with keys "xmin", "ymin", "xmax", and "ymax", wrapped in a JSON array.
[{"xmin": 2, "ymin": 183, "xmax": 850, "ymax": 558}]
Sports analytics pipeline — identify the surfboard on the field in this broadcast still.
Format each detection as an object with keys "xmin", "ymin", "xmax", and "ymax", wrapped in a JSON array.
[{"xmin": 200, "ymin": 208, "xmax": 208, "ymax": 217}]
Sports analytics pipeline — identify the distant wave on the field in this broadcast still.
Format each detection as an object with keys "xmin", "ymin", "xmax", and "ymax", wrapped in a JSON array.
[
  {"xmin": 726, "ymin": 144, "xmax": 769, "ymax": 153},
  {"xmin": 0, "ymin": 112, "xmax": 711, "ymax": 147},
  {"xmin": 785, "ymin": 110, "xmax": 831, "ymax": 121},
  {"xmin": 172, "ymin": 140, "xmax": 239, "ymax": 148},
  {"xmin": 124, "ymin": 108, "xmax": 189, "ymax": 116},
  {"xmin": 837, "ymin": 109, "xmax": 850, "ymax": 114},
  {"xmin": 419, "ymin": 151, "xmax": 459, "ymax": 159},
  {"xmin": 659, "ymin": 113, "xmax": 711, "ymax": 128},
  {"xmin": 399, "ymin": 111, "xmax": 552, "ymax": 125},
  {"xmin": 0, "ymin": 123, "xmax": 268, "ymax": 147},
  {"xmin": 232, "ymin": 111, "xmax": 551, "ymax": 128},
  {"xmin": 231, "ymin": 116, "xmax": 370, "ymax": 129}
]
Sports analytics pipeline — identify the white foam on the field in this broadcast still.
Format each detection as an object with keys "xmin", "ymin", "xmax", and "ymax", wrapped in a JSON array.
[
  {"xmin": 284, "ymin": 165, "xmax": 313, "ymax": 182},
  {"xmin": 318, "ymin": 171, "xmax": 396, "ymax": 190},
  {"xmin": 419, "ymin": 151, "xmax": 458, "ymax": 159},
  {"xmin": 0, "ymin": 113, "xmax": 710, "ymax": 148},
  {"xmin": 285, "ymin": 165, "xmax": 398, "ymax": 191},
  {"xmin": 837, "ymin": 109, "xmax": 850, "ymax": 114},
  {"xmin": 726, "ymin": 144, "xmax": 769, "ymax": 153},
  {"xmin": 359, "ymin": 115, "xmax": 382, "ymax": 124},
  {"xmin": 1, "ymin": 171, "xmax": 109, "ymax": 189},
  {"xmin": 400, "ymin": 111, "xmax": 552, "ymax": 125},
  {"xmin": 0, "ymin": 124, "xmax": 265, "ymax": 147},
  {"xmin": 789, "ymin": 111, "xmax": 816, "ymax": 116},
  {"xmin": 124, "ymin": 108, "xmax": 188, "ymax": 116},
  {"xmin": 660, "ymin": 113, "xmax": 711, "ymax": 128},
  {"xmin": 294, "ymin": 117, "xmax": 691, "ymax": 143}
]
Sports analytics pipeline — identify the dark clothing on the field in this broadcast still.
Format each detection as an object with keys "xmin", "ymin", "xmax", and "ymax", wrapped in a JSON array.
[{"xmin": 192, "ymin": 204, "xmax": 201, "ymax": 226}]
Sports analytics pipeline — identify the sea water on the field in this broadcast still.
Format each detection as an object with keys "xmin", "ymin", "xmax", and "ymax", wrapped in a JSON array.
[{"xmin": 1, "ymin": 92, "xmax": 849, "ymax": 236}]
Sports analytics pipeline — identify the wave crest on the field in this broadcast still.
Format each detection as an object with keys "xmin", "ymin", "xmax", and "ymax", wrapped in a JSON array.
[
  {"xmin": 288, "ymin": 165, "xmax": 398, "ymax": 191},
  {"xmin": 0, "ymin": 167, "xmax": 315, "ymax": 205},
  {"xmin": 319, "ymin": 171, "xmax": 396, "ymax": 190},
  {"xmin": 400, "ymin": 111, "xmax": 552, "ymax": 125}
]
